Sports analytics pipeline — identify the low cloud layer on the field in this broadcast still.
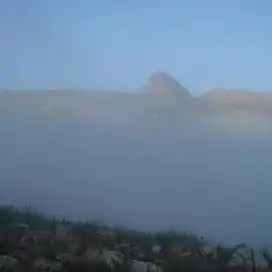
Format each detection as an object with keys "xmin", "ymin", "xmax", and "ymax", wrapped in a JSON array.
[{"xmin": 1, "ymin": 87, "xmax": 272, "ymax": 245}]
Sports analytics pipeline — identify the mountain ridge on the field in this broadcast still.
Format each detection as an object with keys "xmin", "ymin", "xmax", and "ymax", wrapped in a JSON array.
[{"xmin": 1, "ymin": 72, "xmax": 272, "ymax": 119}]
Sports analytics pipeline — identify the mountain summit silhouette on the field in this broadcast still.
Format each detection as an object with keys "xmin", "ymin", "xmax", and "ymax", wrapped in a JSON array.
[{"xmin": 145, "ymin": 72, "xmax": 192, "ymax": 100}]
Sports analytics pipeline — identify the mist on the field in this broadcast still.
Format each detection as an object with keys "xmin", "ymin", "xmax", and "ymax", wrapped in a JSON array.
[{"xmin": 1, "ymin": 91, "xmax": 272, "ymax": 246}]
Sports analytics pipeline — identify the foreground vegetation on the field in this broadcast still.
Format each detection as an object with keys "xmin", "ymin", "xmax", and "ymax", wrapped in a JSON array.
[{"xmin": 0, "ymin": 205, "xmax": 271, "ymax": 272}]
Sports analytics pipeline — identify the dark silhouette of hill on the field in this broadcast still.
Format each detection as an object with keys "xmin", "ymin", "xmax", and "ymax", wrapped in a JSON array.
[{"xmin": 144, "ymin": 72, "xmax": 192, "ymax": 100}]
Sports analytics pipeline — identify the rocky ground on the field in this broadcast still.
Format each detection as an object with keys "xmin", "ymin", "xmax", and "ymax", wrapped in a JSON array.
[{"xmin": 0, "ymin": 206, "xmax": 270, "ymax": 272}]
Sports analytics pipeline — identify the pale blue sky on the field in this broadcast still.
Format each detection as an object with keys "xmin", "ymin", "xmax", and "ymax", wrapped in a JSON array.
[{"xmin": 1, "ymin": 0, "xmax": 272, "ymax": 94}]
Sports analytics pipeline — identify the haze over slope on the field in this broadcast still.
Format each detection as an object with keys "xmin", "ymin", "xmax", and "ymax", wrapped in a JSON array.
[{"xmin": 1, "ymin": 73, "xmax": 272, "ymax": 244}]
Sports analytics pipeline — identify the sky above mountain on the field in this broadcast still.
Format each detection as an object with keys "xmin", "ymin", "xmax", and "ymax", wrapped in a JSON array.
[{"xmin": 1, "ymin": 0, "xmax": 272, "ymax": 94}]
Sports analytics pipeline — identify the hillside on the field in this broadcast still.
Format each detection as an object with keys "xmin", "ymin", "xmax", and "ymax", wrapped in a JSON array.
[
  {"xmin": 0, "ymin": 205, "xmax": 269, "ymax": 272},
  {"xmin": 200, "ymin": 88, "xmax": 272, "ymax": 112}
]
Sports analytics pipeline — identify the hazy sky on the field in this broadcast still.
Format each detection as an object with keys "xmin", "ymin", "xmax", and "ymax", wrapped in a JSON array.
[{"xmin": 1, "ymin": 0, "xmax": 272, "ymax": 94}]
